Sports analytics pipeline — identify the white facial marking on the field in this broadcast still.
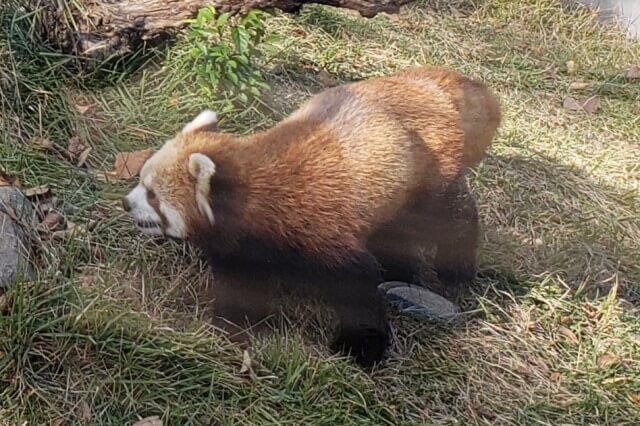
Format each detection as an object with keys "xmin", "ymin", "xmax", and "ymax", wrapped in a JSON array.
[
  {"xmin": 182, "ymin": 110, "xmax": 218, "ymax": 134},
  {"xmin": 124, "ymin": 184, "xmax": 163, "ymax": 236},
  {"xmin": 159, "ymin": 202, "xmax": 187, "ymax": 238}
]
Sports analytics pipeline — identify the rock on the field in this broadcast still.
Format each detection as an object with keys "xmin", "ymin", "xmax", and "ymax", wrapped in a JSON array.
[
  {"xmin": 0, "ymin": 187, "xmax": 35, "ymax": 287},
  {"xmin": 379, "ymin": 281, "xmax": 461, "ymax": 321}
]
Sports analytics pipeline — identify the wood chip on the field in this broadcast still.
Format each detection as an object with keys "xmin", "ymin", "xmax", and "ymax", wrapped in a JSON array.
[
  {"xmin": 24, "ymin": 185, "xmax": 51, "ymax": 199},
  {"xmin": 568, "ymin": 81, "xmax": 593, "ymax": 91}
]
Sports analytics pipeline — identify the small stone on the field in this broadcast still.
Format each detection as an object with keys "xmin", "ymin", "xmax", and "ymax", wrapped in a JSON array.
[
  {"xmin": 0, "ymin": 187, "xmax": 36, "ymax": 288},
  {"xmin": 379, "ymin": 281, "xmax": 461, "ymax": 320}
]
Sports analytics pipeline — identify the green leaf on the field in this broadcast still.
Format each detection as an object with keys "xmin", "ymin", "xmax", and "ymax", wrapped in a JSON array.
[{"xmin": 216, "ymin": 12, "xmax": 230, "ymax": 28}]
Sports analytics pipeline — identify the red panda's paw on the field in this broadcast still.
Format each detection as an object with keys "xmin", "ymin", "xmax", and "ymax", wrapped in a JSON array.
[{"xmin": 331, "ymin": 325, "xmax": 389, "ymax": 368}]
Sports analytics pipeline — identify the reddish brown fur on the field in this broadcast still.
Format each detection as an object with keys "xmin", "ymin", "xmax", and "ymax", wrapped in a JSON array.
[
  {"xmin": 156, "ymin": 66, "xmax": 500, "ymax": 266},
  {"xmin": 139, "ymin": 65, "xmax": 501, "ymax": 366}
]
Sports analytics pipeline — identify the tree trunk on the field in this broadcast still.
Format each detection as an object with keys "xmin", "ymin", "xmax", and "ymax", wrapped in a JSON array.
[{"xmin": 20, "ymin": 0, "xmax": 415, "ymax": 62}]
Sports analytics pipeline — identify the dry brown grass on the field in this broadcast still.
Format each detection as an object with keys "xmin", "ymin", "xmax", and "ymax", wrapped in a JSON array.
[{"xmin": 2, "ymin": 0, "xmax": 640, "ymax": 424}]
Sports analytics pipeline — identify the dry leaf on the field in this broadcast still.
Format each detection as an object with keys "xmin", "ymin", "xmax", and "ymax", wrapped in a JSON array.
[
  {"xmin": 132, "ymin": 415, "xmax": 163, "ymax": 426},
  {"xmin": 37, "ymin": 211, "xmax": 65, "ymax": 233},
  {"xmin": 67, "ymin": 136, "xmax": 86, "ymax": 160},
  {"xmin": 31, "ymin": 137, "xmax": 54, "ymax": 150},
  {"xmin": 78, "ymin": 400, "xmax": 91, "ymax": 422},
  {"xmin": 562, "ymin": 96, "xmax": 582, "ymax": 111},
  {"xmin": 76, "ymin": 147, "xmax": 92, "ymax": 168},
  {"xmin": 470, "ymin": 403, "xmax": 496, "ymax": 420},
  {"xmin": 318, "ymin": 69, "xmax": 339, "ymax": 87},
  {"xmin": 557, "ymin": 326, "xmax": 580, "ymax": 346},
  {"xmin": 240, "ymin": 350, "xmax": 253, "ymax": 374},
  {"xmin": 25, "ymin": 185, "xmax": 51, "ymax": 199},
  {"xmin": 112, "ymin": 149, "xmax": 153, "ymax": 180},
  {"xmin": 562, "ymin": 96, "xmax": 601, "ymax": 114},
  {"xmin": 568, "ymin": 81, "xmax": 593, "ymax": 91},
  {"xmin": 582, "ymin": 95, "xmax": 601, "ymax": 114},
  {"xmin": 52, "ymin": 222, "xmax": 88, "ymax": 240},
  {"xmin": 0, "ymin": 290, "xmax": 8, "ymax": 313},
  {"xmin": 51, "ymin": 418, "xmax": 64, "ymax": 426},
  {"xmin": 0, "ymin": 171, "xmax": 20, "ymax": 188},
  {"xmin": 75, "ymin": 103, "xmax": 95, "ymax": 116},
  {"xmin": 566, "ymin": 60, "xmax": 576, "ymax": 75},
  {"xmin": 597, "ymin": 353, "xmax": 621, "ymax": 368},
  {"xmin": 603, "ymin": 376, "xmax": 631, "ymax": 386},
  {"xmin": 550, "ymin": 372, "xmax": 561, "ymax": 382},
  {"xmin": 626, "ymin": 65, "xmax": 640, "ymax": 79},
  {"xmin": 628, "ymin": 394, "xmax": 640, "ymax": 406}
]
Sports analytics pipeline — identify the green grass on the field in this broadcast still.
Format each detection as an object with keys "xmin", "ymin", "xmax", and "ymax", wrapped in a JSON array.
[{"xmin": 2, "ymin": 0, "xmax": 640, "ymax": 424}]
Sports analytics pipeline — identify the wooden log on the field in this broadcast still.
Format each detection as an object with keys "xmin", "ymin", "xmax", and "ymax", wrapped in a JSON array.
[{"xmin": 19, "ymin": 0, "xmax": 416, "ymax": 61}]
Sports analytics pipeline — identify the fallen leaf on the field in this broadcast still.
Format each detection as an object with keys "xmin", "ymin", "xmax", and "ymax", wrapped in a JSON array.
[
  {"xmin": 132, "ymin": 415, "xmax": 163, "ymax": 426},
  {"xmin": 562, "ymin": 96, "xmax": 583, "ymax": 111},
  {"xmin": 557, "ymin": 326, "xmax": 580, "ymax": 346},
  {"xmin": 36, "ymin": 211, "xmax": 65, "ymax": 233},
  {"xmin": 470, "ymin": 402, "xmax": 496, "ymax": 420},
  {"xmin": 31, "ymin": 137, "xmax": 54, "ymax": 150},
  {"xmin": 628, "ymin": 394, "xmax": 640, "ymax": 406},
  {"xmin": 24, "ymin": 185, "xmax": 51, "ymax": 199},
  {"xmin": 0, "ymin": 290, "xmax": 8, "ymax": 313},
  {"xmin": 562, "ymin": 95, "xmax": 601, "ymax": 114},
  {"xmin": 76, "ymin": 147, "xmax": 92, "ymax": 168},
  {"xmin": 51, "ymin": 222, "xmax": 89, "ymax": 240},
  {"xmin": 582, "ymin": 95, "xmax": 601, "ymax": 114},
  {"xmin": 78, "ymin": 400, "xmax": 91, "ymax": 422},
  {"xmin": 239, "ymin": 349, "xmax": 253, "ymax": 374},
  {"xmin": 566, "ymin": 60, "xmax": 576, "ymax": 75},
  {"xmin": 318, "ymin": 69, "xmax": 339, "ymax": 87},
  {"xmin": 0, "ymin": 171, "xmax": 20, "ymax": 188},
  {"xmin": 550, "ymin": 372, "xmax": 561, "ymax": 382},
  {"xmin": 626, "ymin": 65, "xmax": 640, "ymax": 79},
  {"xmin": 568, "ymin": 81, "xmax": 593, "ymax": 91},
  {"xmin": 597, "ymin": 353, "xmax": 621, "ymax": 368},
  {"xmin": 560, "ymin": 316, "xmax": 572, "ymax": 325},
  {"xmin": 67, "ymin": 136, "xmax": 86, "ymax": 160},
  {"xmin": 112, "ymin": 149, "xmax": 153, "ymax": 180},
  {"xmin": 603, "ymin": 376, "xmax": 631, "ymax": 386},
  {"xmin": 75, "ymin": 103, "xmax": 95, "ymax": 116},
  {"xmin": 51, "ymin": 418, "xmax": 64, "ymax": 426}
]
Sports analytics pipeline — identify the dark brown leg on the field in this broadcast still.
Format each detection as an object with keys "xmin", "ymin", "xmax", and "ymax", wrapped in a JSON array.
[
  {"xmin": 368, "ymin": 178, "xmax": 479, "ymax": 302},
  {"xmin": 421, "ymin": 178, "xmax": 479, "ymax": 301},
  {"xmin": 210, "ymin": 263, "xmax": 278, "ymax": 343},
  {"xmin": 320, "ymin": 263, "xmax": 390, "ymax": 368}
]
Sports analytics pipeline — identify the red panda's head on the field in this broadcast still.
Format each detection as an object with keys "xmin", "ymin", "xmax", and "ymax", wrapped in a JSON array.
[{"xmin": 122, "ymin": 110, "xmax": 225, "ymax": 239}]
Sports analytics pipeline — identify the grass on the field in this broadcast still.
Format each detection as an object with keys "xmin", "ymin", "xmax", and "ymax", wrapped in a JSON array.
[{"xmin": 1, "ymin": 0, "xmax": 640, "ymax": 424}]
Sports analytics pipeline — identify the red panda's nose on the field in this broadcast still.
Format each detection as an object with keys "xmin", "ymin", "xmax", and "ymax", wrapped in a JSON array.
[{"xmin": 122, "ymin": 197, "xmax": 131, "ymax": 212}]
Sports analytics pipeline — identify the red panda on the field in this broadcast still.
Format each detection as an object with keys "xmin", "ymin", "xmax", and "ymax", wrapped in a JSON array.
[{"xmin": 122, "ymin": 66, "xmax": 501, "ymax": 366}]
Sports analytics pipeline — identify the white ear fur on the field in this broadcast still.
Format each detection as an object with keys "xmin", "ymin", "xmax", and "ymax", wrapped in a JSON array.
[
  {"xmin": 188, "ymin": 153, "xmax": 216, "ymax": 223},
  {"xmin": 182, "ymin": 110, "xmax": 218, "ymax": 134},
  {"xmin": 188, "ymin": 153, "xmax": 216, "ymax": 180}
]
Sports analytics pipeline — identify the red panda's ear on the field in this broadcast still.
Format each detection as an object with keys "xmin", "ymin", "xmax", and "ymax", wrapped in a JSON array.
[
  {"xmin": 188, "ymin": 153, "xmax": 216, "ymax": 183},
  {"xmin": 182, "ymin": 110, "xmax": 218, "ymax": 134}
]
